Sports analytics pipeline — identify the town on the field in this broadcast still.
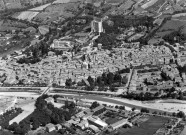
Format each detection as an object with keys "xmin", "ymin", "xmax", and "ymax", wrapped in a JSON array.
[{"xmin": 0, "ymin": 0, "xmax": 186, "ymax": 135}]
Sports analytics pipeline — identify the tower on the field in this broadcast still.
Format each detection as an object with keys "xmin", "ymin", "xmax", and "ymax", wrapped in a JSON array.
[{"xmin": 91, "ymin": 17, "xmax": 104, "ymax": 34}]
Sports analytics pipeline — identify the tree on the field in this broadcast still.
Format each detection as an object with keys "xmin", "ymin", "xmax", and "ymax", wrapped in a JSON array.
[
  {"xmin": 59, "ymin": 129, "xmax": 66, "ymax": 134},
  {"xmin": 122, "ymin": 76, "xmax": 128, "ymax": 84},
  {"xmin": 141, "ymin": 108, "xmax": 149, "ymax": 113},
  {"xmin": 177, "ymin": 111, "xmax": 185, "ymax": 118},
  {"xmin": 65, "ymin": 78, "xmax": 72, "ymax": 87},
  {"xmin": 87, "ymin": 76, "xmax": 94, "ymax": 86},
  {"xmin": 172, "ymin": 112, "xmax": 177, "ymax": 117},
  {"xmin": 132, "ymin": 107, "xmax": 136, "ymax": 111},
  {"xmin": 96, "ymin": 76, "xmax": 103, "ymax": 86},
  {"xmin": 119, "ymin": 106, "xmax": 125, "ymax": 110},
  {"xmin": 8, "ymin": 122, "xmax": 18, "ymax": 131},
  {"xmin": 107, "ymin": 72, "xmax": 114, "ymax": 85},
  {"xmin": 90, "ymin": 101, "xmax": 99, "ymax": 109},
  {"xmin": 114, "ymin": 73, "xmax": 122, "ymax": 83},
  {"xmin": 32, "ymin": 120, "xmax": 40, "ymax": 130}
]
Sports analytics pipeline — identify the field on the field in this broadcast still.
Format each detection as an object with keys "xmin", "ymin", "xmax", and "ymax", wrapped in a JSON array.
[
  {"xmin": 105, "ymin": 0, "xmax": 124, "ymax": 4},
  {"xmin": 156, "ymin": 19, "xmax": 186, "ymax": 37},
  {"xmin": 118, "ymin": 116, "xmax": 169, "ymax": 135},
  {"xmin": 16, "ymin": 11, "xmax": 39, "ymax": 21},
  {"xmin": 172, "ymin": 13, "xmax": 186, "ymax": 20},
  {"xmin": 142, "ymin": 0, "xmax": 166, "ymax": 13},
  {"xmin": 29, "ymin": 3, "xmax": 51, "ymax": 11},
  {"xmin": 141, "ymin": 0, "xmax": 159, "ymax": 9},
  {"xmin": 33, "ymin": 3, "xmax": 80, "ymax": 24},
  {"xmin": 0, "ymin": 96, "xmax": 16, "ymax": 115},
  {"xmin": 53, "ymin": 0, "xmax": 71, "ymax": 4},
  {"xmin": 0, "ymin": 19, "xmax": 28, "ymax": 32}
]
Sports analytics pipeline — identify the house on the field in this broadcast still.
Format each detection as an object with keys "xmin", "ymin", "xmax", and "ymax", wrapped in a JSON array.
[{"xmin": 46, "ymin": 123, "xmax": 56, "ymax": 132}]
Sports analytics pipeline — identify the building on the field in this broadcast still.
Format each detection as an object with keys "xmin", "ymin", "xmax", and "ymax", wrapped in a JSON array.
[
  {"xmin": 77, "ymin": 120, "xmax": 89, "ymax": 130},
  {"xmin": 38, "ymin": 25, "xmax": 49, "ymax": 35},
  {"xmin": 91, "ymin": 17, "xmax": 104, "ymax": 34},
  {"xmin": 45, "ymin": 97, "xmax": 54, "ymax": 103},
  {"xmin": 92, "ymin": 105, "xmax": 106, "ymax": 116},
  {"xmin": 89, "ymin": 125, "xmax": 100, "ymax": 133},
  {"xmin": 55, "ymin": 124, "xmax": 62, "ymax": 130},
  {"xmin": 56, "ymin": 97, "xmax": 75, "ymax": 105},
  {"xmin": 51, "ymin": 40, "xmax": 73, "ymax": 51},
  {"xmin": 46, "ymin": 123, "xmax": 56, "ymax": 132},
  {"xmin": 109, "ymin": 119, "xmax": 128, "ymax": 130},
  {"xmin": 87, "ymin": 116, "xmax": 108, "ymax": 128}
]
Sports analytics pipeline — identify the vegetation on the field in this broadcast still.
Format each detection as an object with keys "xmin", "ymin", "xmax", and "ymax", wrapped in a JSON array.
[
  {"xmin": 75, "ymin": 71, "xmax": 128, "ymax": 91},
  {"xmin": 8, "ymin": 95, "xmax": 73, "ymax": 134},
  {"xmin": 163, "ymin": 27, "xmax": 186, "ymax": 44},
  {"xmin": 0, "ymin": 108, "xmax": 22, "ymax": 129}
]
